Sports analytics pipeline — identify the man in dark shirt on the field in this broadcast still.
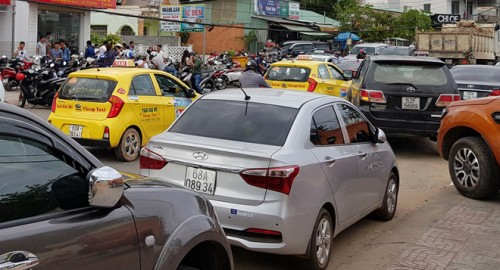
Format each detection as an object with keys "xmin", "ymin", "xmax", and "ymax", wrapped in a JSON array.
[
  {"xmin": 190, "ymin": 51, "xmax": 203, "ymax": 94},
  {"xmin": 239, "ymin": 60, "xmax": 270, "ymax": 88}
]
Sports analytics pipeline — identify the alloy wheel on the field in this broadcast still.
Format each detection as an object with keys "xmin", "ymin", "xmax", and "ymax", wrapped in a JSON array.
[
  {"xmin": 315, "ymin": 217, "xmax": 332, "ymax": 267},
  {"xmin": 124, "ymin": 132, "xmax": 139, "ymax": 158},
  {"xmin": 386, "ymin": 178, "xmax": 397, "ymax": 214},
  {"xmin": 453, "ymin": 148, "xmax": 480, "ymax": 189}
]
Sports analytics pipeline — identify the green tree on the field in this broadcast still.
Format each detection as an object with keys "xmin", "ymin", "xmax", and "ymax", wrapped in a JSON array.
[{"xmin": 392, "ymin": 9, "xmax": 432, "ymax": 41}]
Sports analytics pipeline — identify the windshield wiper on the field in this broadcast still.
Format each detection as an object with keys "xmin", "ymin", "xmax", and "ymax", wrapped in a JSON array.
[{"xmin": 387, "ymin": 82, "xmax": 417, "ymax": 89}]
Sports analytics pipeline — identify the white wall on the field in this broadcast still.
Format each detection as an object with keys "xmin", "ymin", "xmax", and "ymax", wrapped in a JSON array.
[
  {"xmin": 364, "ymin": 0, "xmax": 453, "ymax": 13},
  {"xmin": 90, "ymin": 7, "xmax": 140, "ymax": 35}
]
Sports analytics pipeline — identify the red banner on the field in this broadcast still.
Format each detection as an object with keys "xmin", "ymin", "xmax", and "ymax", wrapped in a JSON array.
[
  {"xmin": 35, "ymin": 0, "xmax": 116, "ymax": 9},
  {"xmin": 0, "ymin": 0, "xmax": 11, "ymax": 5}
]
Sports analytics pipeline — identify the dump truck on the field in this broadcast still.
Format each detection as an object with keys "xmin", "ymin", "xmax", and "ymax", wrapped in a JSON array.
[{"xmin": 416, "ymin": 21, "xmax": 500, "ymax": 65}]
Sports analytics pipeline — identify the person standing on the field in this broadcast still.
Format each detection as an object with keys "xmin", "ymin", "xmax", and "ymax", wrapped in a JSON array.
[
  {"xmin": 14, "ymin": 41, "xmax": 29, "ymax": 60},
  {"xmin": 50, "ymin": 42, "xmax": 63, "ymax": 62},
  {"xmin": 61, "ymin": 42, "xmax": 71, "ymax": 62},
  {"xmin": 190, "ymin": 51, "xmax": 203, "ymax": 94},
  {"xmin": 180, "ymin": 50, "xmax": 191, "ymax": 69},
  {"xmin": 129, "ymin": 41, "xmax": 135, "ymax": 51},
  {"xmin": 84, "ymin": 40, "xmax": 95, "ymax": 59},
  {"xmin": 44, "ymin": 32, "xmax": 52, "ymax": 58},
  {"xmin": 36, "ymin": 36, "xmax": 47, "ymax": 59}
]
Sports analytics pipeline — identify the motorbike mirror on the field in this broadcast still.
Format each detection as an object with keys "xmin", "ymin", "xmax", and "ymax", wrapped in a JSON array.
[
  {"xmin": 63, "ymin": 61, "xmax": 67, "ymax": 66},
  {"xmin": 1, "ymin": 55, "xmax": 6, "ymax": 59},
  {"xmin": 80, "ymin": 52, "xmax": 84, "ymax": 57},
  {"xmin": 50, "ymin": 63, "xmax": 55, "ymax": 68},
  {"xmin": 188, "ymin": 89, "xmax": 196, "ymax": 98}
]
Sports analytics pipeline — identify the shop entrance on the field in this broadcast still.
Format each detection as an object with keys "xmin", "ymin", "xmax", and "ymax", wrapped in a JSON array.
[{"xmin": 38, "ymin": 10, "xmax": 81, "ymax": 54}]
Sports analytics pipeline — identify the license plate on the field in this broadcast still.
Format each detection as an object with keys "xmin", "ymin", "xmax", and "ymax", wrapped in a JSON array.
[
  {"xmin": 401, "ymin": 97, "xmax": 420, "ymax": 110},
  {"xmin": 463, "ymin": 91, "xmax": 478, "ymax": 100},
  {"xmin": 68, "ymin": 125, "xmax": 83, "ymax": 138},
  {"xmin": 185, "ymin": 167, "xmax": 216, "ymax": 195}
]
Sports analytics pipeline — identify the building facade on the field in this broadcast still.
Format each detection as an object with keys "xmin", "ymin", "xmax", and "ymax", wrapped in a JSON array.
[{"xmin": 0, "ymin": 0, "xmax": 92, "ymax": 57}]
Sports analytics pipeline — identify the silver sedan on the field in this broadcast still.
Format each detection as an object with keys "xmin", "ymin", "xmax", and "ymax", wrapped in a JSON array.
[{"xmin": 140, "ymin": 89, "xmax": 399, "ymax": 270}]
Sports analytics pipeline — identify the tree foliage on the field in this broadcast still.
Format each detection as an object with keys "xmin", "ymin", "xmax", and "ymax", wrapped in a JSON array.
[{"xmin": 391, "ymin": 9, "xmax": 432, "ymax": 41}]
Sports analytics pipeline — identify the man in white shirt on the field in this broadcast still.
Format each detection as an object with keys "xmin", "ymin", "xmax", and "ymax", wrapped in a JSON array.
[
  {"xmin": 98, "ymin": 41, "xmax": 108, "ymax": 57},
  {"xmin": 36, "ymin": 36, "xmax": 47, "ymax": 56},
  {"xmin": 14, "ymin": 41, "xmax": 29, "ymax": 60}
]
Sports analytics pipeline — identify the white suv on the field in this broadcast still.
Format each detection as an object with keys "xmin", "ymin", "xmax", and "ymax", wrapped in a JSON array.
[{"xmin": 344, "ymin": 43, "xmax": 388, "ymax": 60}]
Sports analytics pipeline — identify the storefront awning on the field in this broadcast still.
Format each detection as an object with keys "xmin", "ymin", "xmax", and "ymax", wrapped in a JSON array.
[
  {"xmin": 280, "ymin": 24, "xmax": 331, "ymax": 36},
  {"xmin": 0, "ymin": 0, "xmax": 11, "ymax": 5},
  {"xmin": 33, "ymin": 0, "xmax": 116, "ymax": 9}
]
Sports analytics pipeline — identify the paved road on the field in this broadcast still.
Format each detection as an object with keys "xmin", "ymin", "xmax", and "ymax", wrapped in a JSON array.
[{"xmin": 6, "ymin": 90, "xmax": 500, "ymax": 270}]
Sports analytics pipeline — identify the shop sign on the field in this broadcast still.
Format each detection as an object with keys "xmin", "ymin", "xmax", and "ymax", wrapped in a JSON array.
[
  {"xmin": 254, "ymin": 0, "xmax": 280, "ymax": 17},
  {"xmin": 0, "ymin": 0, "xmax": 11, "ymax": 5},
  {"xmin": 181, "ymin": 4, "xmax": 205, "ymax": 32},
  {"xmin": 34, "ymin": 0, "xmax": 116, "ymax": 9},
  {"xmin": 279, "ymin": 1, "xmax": 288, "ymax": 18},
  {"xmin": 288, "ymin": 2, "xmax": 300, "ymax": 20},
  {"xmin": 431, "ymin": 14, "xmax": 461, "ymax": 27},
  {"xmin": 160, "ymin": 5, "xmax": 181, "ymax": 32}
]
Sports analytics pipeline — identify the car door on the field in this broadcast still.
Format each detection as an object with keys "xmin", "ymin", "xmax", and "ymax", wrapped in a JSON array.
[
  {"xmin": 335, "ymin": 102, "xmax": 389, "ymax": 213},
  {"xmin": 316, "ymin": 64, "xmax": 336, "ymax": 96},
  {"xmin": 152, "ymin": 73, "xmax": 194, "ymax": 122},
  {"xmin": 327, "ymin": 64, "xmax": 352, "ymax": 99},
  {"xmin": 349, "ymin": 59, "xmax": 369, "ymax": 106},
  {"xmin": 128, "ymin": 74, "xmax": 167, "ymax": 140},
  {"xmin": 0, "ymin": 124, "xmax": 139, "ymax": 270},
  {"xmin": 309, "ymin": 105, "xmax": 360, "ymax": 226}
]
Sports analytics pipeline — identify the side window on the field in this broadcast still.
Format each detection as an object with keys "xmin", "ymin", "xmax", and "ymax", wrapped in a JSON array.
[
  {"xmin": 357, "ymin": 59, "xmax": 369, "ymax": 81},
  {"xmin": 336, "ymin": 103, "xmax": 372, "ymax": 143},
  {"xmin": 311, "ymin": 106, "xmax": 345, "ymax": 145},
  {"xmin": 318, "ymin": 64, "xmax": 332, "ymax": 79},
  {"xmin": 130, "ymin": 74, "xmax": 157, "ymax": 96},
  {"xmin": 0, "ymin": 135, "xmax": 88, "ymax": 223},
  {"xmin": 154, "ymin": 74, "xmax": 186, "ymax": 97},
  {"xmin": 327, "ymin": 65, "xmax": 345, "ymax": 80}
]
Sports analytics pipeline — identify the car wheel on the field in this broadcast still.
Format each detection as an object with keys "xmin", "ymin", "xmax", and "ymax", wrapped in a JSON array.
[
  {"xmin": 449, "ymin": 137, "xmax": 500, "ymax": 199},
  {"xmin": 371, "ymin": 172, "xmax": 398, "ymax": 221},
  {"xmin": 299, "ymin": 208, "xmax": 333, "ymax": 270},
  {"xmin": 18, "ymin": 91, "xmax": 26, "ymax": 108},
  {"xmin": 114, "ymin": 128, "xmax": 141, "ymax": 161}
]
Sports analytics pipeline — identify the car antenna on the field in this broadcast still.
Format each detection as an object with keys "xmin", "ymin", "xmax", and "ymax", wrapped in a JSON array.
[{"xmin": 240, "ymin": 87, "xmax": 251, "ymax": 101}]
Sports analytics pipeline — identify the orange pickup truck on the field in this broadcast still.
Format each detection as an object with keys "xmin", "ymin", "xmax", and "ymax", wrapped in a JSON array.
[{"xmin": 438, "ymin": 96, "xmax": 500, "ymax": 199}]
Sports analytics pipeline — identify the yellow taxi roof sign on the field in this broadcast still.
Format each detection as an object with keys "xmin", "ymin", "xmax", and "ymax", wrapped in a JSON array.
[
  {"xmin": 112, "ymin": 59, "xmax": 136, "ymax": 67},
  {"xmin": 296, "ymin": 55, "xmax": 314, "ymax": 61}
]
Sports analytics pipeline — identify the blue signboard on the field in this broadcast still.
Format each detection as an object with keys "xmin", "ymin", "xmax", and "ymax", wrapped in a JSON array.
[{"xmin": 255, "ymin": 0, "xmax": 280, "ymax": 16}]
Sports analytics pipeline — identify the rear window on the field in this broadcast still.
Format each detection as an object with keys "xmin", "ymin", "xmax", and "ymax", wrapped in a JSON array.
[
  {"xmin": 379, "ymin": 48, "xmax": 411, "ymax": 56},
  {"xmin": 170, "ymin": 99, "xmax": 298, "ymax": 146},
  {"xmin": 266, "ymin": 66, "xmax": 311, "ymax": 82},
  {"xmin": 372, "ymin": 62, "xmax": 448, "ymax": 86},
  {"xmin": 451, "ymin": 67, "xmax": 500, "ymax": 83},
  {"xmin": 59, "ymin": 78, "xmax": 117, "ymax": 102}
]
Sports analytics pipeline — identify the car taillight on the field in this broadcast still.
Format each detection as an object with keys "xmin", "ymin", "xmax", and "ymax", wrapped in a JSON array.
[
  {"xmin": 436, "ymin": 94, "xmax": 460, "ymax": 107},
  {"xmin": 360, "ymin": 89, "xmax": 386, "ymax": 103},
  {"xmin": 240, "ymin": 165, "xmax": 299, "ymax": 195},
  {"xmin": 307, "ymin": 78, "xmax": 317, "ymax": 92},
  {"xmin": 107, "ymin": 95, "xmax": 125, "ymax": 118},
  {"xmin": 51, "ymin": 91, "xmax": 59, "ymax": 113},
  {"xmin": 140, "ymin": 147, "xmax": 167, "ymax": 170},
  {"xmin": 489, "ymin": 89, "xmax": 500, "ymax": 96}
]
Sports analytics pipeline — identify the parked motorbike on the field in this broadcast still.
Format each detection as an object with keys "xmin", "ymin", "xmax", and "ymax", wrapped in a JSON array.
[
  {"xmin": 178, "ymin": 66, "xmax": 216, "ymax": 93},
  {"xmin": 17, "ymin": 65, "xmax": 65, "ymax": 108},
  {"xmin": 2, "ymin": 58, "xmax": 34, "ymax": 91}
]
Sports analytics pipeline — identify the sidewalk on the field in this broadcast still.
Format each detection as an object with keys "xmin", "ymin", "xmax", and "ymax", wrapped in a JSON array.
[{"xmin": 389, "ymin": 193, "xmax": 500, "ymax": 270}]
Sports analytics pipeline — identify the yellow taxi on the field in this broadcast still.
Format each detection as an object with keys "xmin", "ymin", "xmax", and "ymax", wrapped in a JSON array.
[
  {"xmin": 265, "ymin": 55, "xmax": 352, "ymax": 98},
  {"xmin": 48, "ymin": 59, "xmax": 197, "ymax": 161}
]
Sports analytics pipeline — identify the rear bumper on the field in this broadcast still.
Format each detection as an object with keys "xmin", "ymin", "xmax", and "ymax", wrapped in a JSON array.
[
  {"xmin": 210, "ymin": 198, "xmax": 315, "ymax": 255},
  {"xmin": 360, "ymin": 106, "xmax": 441, "ymax": 137},
  {"xmin": 73, "ymin": 138, "xmax": 111, "ymax": 148}
]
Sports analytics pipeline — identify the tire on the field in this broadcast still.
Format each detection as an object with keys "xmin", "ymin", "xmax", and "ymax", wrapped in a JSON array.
[
  {"xmin": 202, "ymin": 78, "xmax": 216, "ymax": 93},
  {"xmin": 18, "ymin": 91, "xmax": 26, "ymax": 108},
  {"xmin": 4, "ymin": 81, "xmax": 12, "ymax": 92},
  {"xmin": 448, "ymin": 137, "xmax": 500, "ymax": 200},
  {"xmin": 216, "ymin": 77, "xmax": 228, "ymax": 90},
  {"xmin": 372, "ymin": 172, "xmax": 399, "ymax": 221},
  {"xmin": 114, "ymin": 128, "xmax": 141, "ymax": 161},
  {"xmin": 299, "ymin": 209, "xmax": 333, "ymax": 270}
]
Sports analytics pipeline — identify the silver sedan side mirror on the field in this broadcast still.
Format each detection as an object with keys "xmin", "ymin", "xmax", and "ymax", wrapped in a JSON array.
[
  {"xmin": 375, "ymin": 128, "xmax": 387, "ymax": 143},
  {"xmin": 88, "ymin": 166, "xmax": 124, "ymax": 208}
]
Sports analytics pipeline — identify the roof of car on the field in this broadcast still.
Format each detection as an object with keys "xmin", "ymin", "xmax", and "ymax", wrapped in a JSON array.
[
  {"xmin": 270, "ymin": 59, "xmax": 327, "ymax": 67},
  {"xmin": 201, "ymin": 89, "xmax": 341, "ymax": 108},
  {"xmin": 352, "ymin": 43, "xmax": 388, "ymax": 47},
  {"xmin": 369, "ymin": 55, "xmax": 444, "ymax": 63},
  {"xmin": 451, "ymin": 64, "xmax": 500, "ymax": 70},
  {"xmin": 69, "ymin": 68, "xmax": 164, "ymax": 80}
]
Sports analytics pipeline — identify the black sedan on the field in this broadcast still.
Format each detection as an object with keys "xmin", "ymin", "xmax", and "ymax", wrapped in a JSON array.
[
  {"xmin": 450, "ymin": 65, "xmax": 500, "ymax": 100},
  {"xmin": 0, "ymin": 103, "xmax": 233, "ymax": 270}
]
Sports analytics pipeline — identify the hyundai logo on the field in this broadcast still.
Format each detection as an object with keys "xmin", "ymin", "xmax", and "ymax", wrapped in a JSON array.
[
  {"xmin": 406, "ymin": 87, "xmax": 416, "ymax": 93},
  {"xmin": 75, "ymin": 104, "xmax": 81, "ymax": 109},
  {"xmin": 193, "ymin": 151, "xmax": 208, "ymax": 160},
  {"xmin": 467, "ymin": 84, "xmax": 475, "ymax": 88}
]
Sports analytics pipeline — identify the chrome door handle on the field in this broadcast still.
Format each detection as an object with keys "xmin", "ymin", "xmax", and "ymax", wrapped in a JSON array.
[
  {"xmin": 0, "ymin": 251, "xmax": 39, "ymax": 270},
  {"xmin": 358, "ymin": 151, "xmax": 367, "ymax": 158},
  {"xmin": 324, "ymin": 156, "xmax": 336, "ymax": 166}
]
